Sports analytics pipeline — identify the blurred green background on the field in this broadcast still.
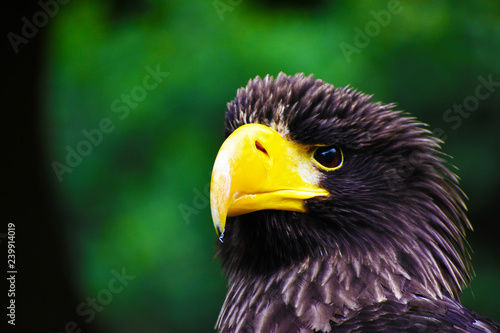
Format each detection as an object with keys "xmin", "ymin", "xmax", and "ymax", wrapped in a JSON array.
[{"xmin": 41, "ymin": 0, "xmax": 500, "ymax": 331}]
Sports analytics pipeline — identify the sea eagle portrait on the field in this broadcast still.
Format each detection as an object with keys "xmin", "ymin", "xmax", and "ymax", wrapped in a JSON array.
[{"xmin": 209, "ymin": 73, "xmax": 499, "ymax": 332}]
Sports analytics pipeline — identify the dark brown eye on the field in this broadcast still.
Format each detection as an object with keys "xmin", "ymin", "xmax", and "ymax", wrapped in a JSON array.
[{"xmin": 313, "ymin": 145, "xmax": 343, "ymax": 170}]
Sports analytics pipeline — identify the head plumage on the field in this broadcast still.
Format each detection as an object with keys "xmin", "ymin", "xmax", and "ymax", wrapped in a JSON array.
[{"xmin": 220, "ymin": 72, "xmax": 472, "ymax": 300}]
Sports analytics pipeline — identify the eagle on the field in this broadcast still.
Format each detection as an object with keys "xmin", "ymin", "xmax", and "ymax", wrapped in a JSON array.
[{"xmin": 209, "ymin": 73, "xmax": 499, "ymax": 332}]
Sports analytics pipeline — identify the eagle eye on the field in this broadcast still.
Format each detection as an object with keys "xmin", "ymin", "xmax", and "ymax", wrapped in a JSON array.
[{"xmin": 313, "ymin": 145, "xmax": 343, "ymax": 170}]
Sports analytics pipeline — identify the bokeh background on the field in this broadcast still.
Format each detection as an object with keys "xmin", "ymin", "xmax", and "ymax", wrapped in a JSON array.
[{"xmin": 7, "ymin": 0, "xmax": 500, "ymax": 332}]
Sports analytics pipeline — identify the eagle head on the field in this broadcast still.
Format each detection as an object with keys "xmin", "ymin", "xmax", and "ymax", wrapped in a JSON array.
[{"xmin": 209, "ymin": 73, "xmax": 483, "ymax": 332}]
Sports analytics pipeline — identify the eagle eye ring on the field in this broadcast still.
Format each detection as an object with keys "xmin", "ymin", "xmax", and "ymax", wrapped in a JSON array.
[{"xmin": 312, "ymin": 145, "xmax": 343, "ymax": 171}]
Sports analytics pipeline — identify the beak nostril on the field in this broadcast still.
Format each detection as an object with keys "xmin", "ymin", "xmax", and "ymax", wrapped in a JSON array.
[{"xmin": 255, "ymin": 141, "xmax": 268, "ymax": 155}]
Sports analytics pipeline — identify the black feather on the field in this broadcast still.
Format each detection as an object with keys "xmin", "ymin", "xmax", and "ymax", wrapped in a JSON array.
[{"xmin": 216, "ymin": 73, "xmax": 499, "ymax": 332}]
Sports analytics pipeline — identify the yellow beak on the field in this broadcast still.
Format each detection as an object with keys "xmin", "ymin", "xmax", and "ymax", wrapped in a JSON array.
[{"xmin": 210, "ymin": 123, "xmax": 329, "ymax": 237}]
